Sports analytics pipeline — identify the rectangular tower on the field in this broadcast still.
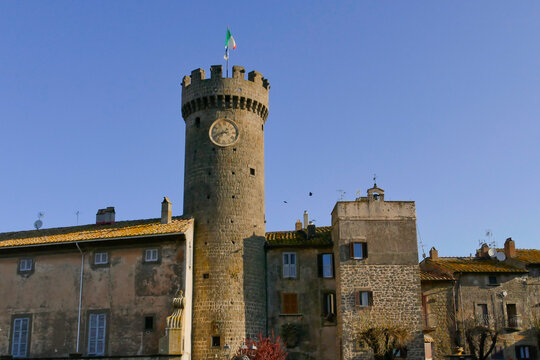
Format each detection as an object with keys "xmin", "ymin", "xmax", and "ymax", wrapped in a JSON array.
[{"xmin": 332, "ymin": 186, "xmax": 425, "ymax": 360}]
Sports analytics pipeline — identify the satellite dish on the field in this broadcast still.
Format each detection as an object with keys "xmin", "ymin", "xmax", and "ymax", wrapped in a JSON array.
[
  {"xmin": 34, "ymin": 219, "xmax": 43, "ymax": 230},
  {"xmin": 488, "ymin": 248, "xmax": 497, "ymax": 258},
  {"xmin": 496, "ymin": 252, "xmax": 506, "ymax": 261}
]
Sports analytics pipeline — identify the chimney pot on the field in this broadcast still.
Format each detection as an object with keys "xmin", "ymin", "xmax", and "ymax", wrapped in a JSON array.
[
  {"xmin": 96, "ymin": 207, "xmax": 115, "ymax": 225},
  {"xmin": 295, "ymin": 220, "xmax": 302, "ymax": 231},
  {"xmin": 161, "ymin": 197, "xmax": 172, "ymax": 224},
  {"xmin": 429, "ymin": 247, "xmax": 438, "ymax": 260},
  {"xmin": 303, "ymin": 211, "xmax": 309, "ymax": 229},
  {"xmin": 504, "ymin": 237, "xmax": 516, "ymax": 258}
]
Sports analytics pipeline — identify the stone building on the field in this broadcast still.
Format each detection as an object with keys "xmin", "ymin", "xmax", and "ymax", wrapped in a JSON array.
[
  {"xmin": 0, "ymin": 65, "xmax": 428, "ymax": 360},
  {"xmin": 420, "ymin": 239, "xmax": 540, "ymax": 360}
]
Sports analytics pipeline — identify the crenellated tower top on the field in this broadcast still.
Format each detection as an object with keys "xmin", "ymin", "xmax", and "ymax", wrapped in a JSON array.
[{"xmin": 181, "ymin": 65, "xmax": 270, "ymax": 122}]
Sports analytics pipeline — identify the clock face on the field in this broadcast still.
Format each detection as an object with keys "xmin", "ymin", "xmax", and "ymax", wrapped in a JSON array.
[{"xmin": 209, "ymin": 119, "xmax": 239, "ymax": 146}]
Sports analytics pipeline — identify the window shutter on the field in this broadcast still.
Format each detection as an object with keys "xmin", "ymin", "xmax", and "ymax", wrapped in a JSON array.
[
  {"xmin": 331, "ymin": 253, "xmax": 335, "ymax": 278},
  {"xmin": 349, "ymin": 243, "xmax": 354, "ymax": 259},
  {"xmin": 317, "ymin": 254, "xmax": 323, "ymax": 278},
  {"xmin": 363, "ymin": 243, "xmax": 368, "ymax": 258},
  {"xmin": 355, "ymin": 291, "xmax": 360, "ymax": 306},
  {"xmin": 283, "ymin": 293, "xmax": 298, "ymax": 314},
  {"xmin": 368, "ymin": 291, "xmax": 374, "ymax": 306}
]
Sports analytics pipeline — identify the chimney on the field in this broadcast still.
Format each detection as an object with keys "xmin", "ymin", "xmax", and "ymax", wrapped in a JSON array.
[
  {"xmin": 504, "ymin": 237, "xmax": 516, "ymax": 258},
  {"xmin": 303, "ymin": 211, "xmax": 309, "ymax": 229},
  {"xmin": 161, "ymin": 197, "xmax": 172, "ymax": 224},
  {"xmin": 429, "ymin": 247, "xmax": 438, "ymax": 260},
  {"xmin": 295, "ymin": 219, "xmax": 302, "ymax": 231},
  {"xmin": 476, "ymin": 243, "xmax": 490, "ymax": 258},
  {"xmin": 307, "ymin": 222, "xmax": 316, "ymax": 239},
  {"xmin": 96, "ymin": 207, "xmax": 115, "ymax": 225}
]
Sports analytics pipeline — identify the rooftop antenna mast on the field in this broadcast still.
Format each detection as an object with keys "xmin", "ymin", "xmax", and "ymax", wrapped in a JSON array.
[
  {"xmin": 76, "ymin": 210, "xmax": 80, "ymax": 225},
  {"xmin": 373, "ymin": 173, "xmax": 377, "ymax": 187},
  {"xmin": 417, "ymin": 224, "xmax": 426, "ymax": 259},
  {"xmin": 337, "ymin": 189, "xmax": 346, "ymax": 201}
]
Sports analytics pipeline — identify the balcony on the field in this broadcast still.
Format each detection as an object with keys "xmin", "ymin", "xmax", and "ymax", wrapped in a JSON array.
[
  {"xmin": 423, "ymin": 313, "xmax": 438, "ymax": 331},
  {"xmin": 475, "ymin": 314, "xmax": 494, "ymax": 328},
  {"xmin": 506, "ymin": 315, "xmax": 522, "ymax": 330}
]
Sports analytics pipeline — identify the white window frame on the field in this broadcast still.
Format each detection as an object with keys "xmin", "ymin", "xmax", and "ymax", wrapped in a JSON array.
[
  {"xmin": 144, "ymin": 249, "xmax": 159, "ymax": 262},
  {"xmin": 11, "ymin": 317, "xmax": 30, "ymax": 358},
  {"xmin": 324, "ymin": 292, "xmax": 336, "ymax": 316},
  {"xmin": 94, "ymin": 252, "xmax": 108, "ymax": 265},
  {"xmin": 322, "ymin": 254, "xmax": 333, "ymax": 278},
  {"xmin": 19, "ymin": 258, "xmax": 33, "ymax": 272},
  {"xmin": 88, "ymin": 313, "xmax": 106, "ymax": 356},
  {"xmin": 282, "ymin": 252, "xmax": 297, "ymax": 278}
]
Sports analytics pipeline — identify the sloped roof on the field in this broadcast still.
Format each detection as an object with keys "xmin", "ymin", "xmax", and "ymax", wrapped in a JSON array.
[
  {"xmin": 495, "ymin": 249, "xmax": 540, "ymax": 265},
  {"xmin": 0, "ymin": 217, "xmax": 193, "ymax": 249},
  {"xmin": 420, "ymin": 270, "xmax": 455, "ymax": 281},
  {"xmin": 425, "ymin": 257, "xmax": 527, "ymax": 274},
  {"xmin": 265, "ymin": 226, "xmax": 332, "ymax": 248}
]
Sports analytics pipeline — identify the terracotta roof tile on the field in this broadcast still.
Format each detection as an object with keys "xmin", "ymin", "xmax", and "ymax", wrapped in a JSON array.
[
  {"xmin": 426, "ymin": 258, "xmax": 527, "ymax": 274},
  {"xmin": 0, "ymin": 217, "xmax": 193, "ymax": 249},
  {"xmin": 495, "ymin": 249, "xmax": 540, "ymax": 265},
  {"xmin": 420, "ymin": 270, "xmax": 455, "ymax": 281},
  {"xmin": 266, "ymin": 226, "xmax": 332, "ymax": 248}
]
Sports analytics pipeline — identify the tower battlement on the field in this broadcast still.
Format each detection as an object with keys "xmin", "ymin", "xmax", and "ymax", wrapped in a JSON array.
[{"xmin": 181, "ymin": 65, "xmax": 269, "ymax": 122}]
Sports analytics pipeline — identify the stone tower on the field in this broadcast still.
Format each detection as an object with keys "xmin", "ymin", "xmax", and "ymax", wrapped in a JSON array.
[{"xmin": 181, "ymin": 65, "xmax": 269, "ymax": 359}]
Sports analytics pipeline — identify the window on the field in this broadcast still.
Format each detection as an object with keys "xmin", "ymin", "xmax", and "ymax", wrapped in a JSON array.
[
  {"xmin": 516, "ymin": 346, "xmax": 534, "ymax": 360},
  {"xmin": 350, "ymin": 242, "xmax": 367, "ymax": 259},
  {"xmin": 18, "ymin": 258, "xmax": 33, "ymax": 272},
  {"xmin": 476, "ymin": 303, "xmax": 489, "ymax": 326},
  {"xmin": 250, "ymin": 168, "xmax": 256, "ymax": 176},
  {"xmin": 144, "ymin": 316, "xmax": 154, "ymax": 332},
  {"xmin": 11, "ymin": 317, "xmax": 30, "ymax": 358},
  {"xmin": 355, "ymin": 291, "xmax": 373, "ymax": 308},
  {"xmin": 211, "ymin": 336, "xmax": 221, "ymax": 347},
  {"xmin": 94, "ymin": 252, "xmax": 108, "ymax": 265},
  {"xmin": 144, "ymin": 249, "xmax": 159, "ymax": 263},
  {"xmin": 88, "ymin": 313, "xmax": 106, "ymax": 356},
  {"xmin": 282, "ymin": 293, "xmax": 299, "ymax": 314},
  {"xmin": 283, "ymin": 252, "xmax": 297, "ymax": 278},
  {"xmin": 318, "ymin": 253, "xmax": 334, "ymax": 278},
  {"xmin": 488, "ymin": 275, "xmax": 498, "ymax": 285},
  {"xmin": 323, "ymin": 292, "xmax": 336, "ymax": 321},
  {"xmin": 393, "ymin": 347, "xmax": 408, "ymax": 358}
]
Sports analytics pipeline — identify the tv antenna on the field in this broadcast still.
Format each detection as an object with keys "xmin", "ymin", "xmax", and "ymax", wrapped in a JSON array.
[
  {"xmin": 34, "ymin": 212, "xmax": 45, "ymax": 230},
  {"xmin": 373, "ymin": 173, "xmax": 377, "ymax": 187},
  {"xmin": 337, "ymin": 189, "xmax": 346, "ymax": 200},
  {"xmin": 76, "ymin": 210, "xmax": 80, "ymax": 225}
]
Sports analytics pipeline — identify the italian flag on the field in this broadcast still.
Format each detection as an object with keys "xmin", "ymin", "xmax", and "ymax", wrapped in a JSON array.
[{"xmin": 224, "ymin": 28, "xmax": 236, "ymax": 60}]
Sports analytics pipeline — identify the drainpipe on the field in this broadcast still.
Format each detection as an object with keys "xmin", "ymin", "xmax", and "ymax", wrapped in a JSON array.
[{"xmin": 75, "ymin": 242, "xmax": 85, "ymax": 354}]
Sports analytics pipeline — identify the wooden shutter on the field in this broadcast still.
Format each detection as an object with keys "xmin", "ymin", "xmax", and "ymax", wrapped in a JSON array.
[
  {"xmin": 368, "ymin": 291, "xmax": 374, "ymax": 306},
  {"xmin": 349, "ymin": 243, "xmax": 354, "ymax": 259},
  {"xmin": 355, "ymin": 291, "xmax": 360, "ymax": 306},
  {"xmin": 282, "ymin": 293, "xmax": 298, "ymax": 314},
  {"xmin": 317, "ymin": 254, "xmax": 323, "ymax": 278},
  {"xmin": 362, "ymin": 243, "xmax": 368, "ymax": 258}
]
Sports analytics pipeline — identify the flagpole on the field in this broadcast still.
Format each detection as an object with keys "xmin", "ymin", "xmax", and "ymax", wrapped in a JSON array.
[{"xmin": 226, "ymin": 48, "xmax": 229, "ymax": 77}]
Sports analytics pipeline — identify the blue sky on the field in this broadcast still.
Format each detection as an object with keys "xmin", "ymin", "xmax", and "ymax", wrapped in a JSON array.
[{"xmin": 1, "ymin": 1, "xmax": 539, "ymax": 257}]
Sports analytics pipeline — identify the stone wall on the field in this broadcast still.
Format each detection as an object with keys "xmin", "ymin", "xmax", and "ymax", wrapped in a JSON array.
[
  {"xmin": 332, "ymin": 196, "xmax": 425, "ymax": 360},
  {"xmin": 266, "ymin": 247, "xmax": 337, "ymax": 360},
  {"xmin": 421, "ymin": 280, "xmax": 456, "ymax": 359},
  {"xmin": 0, "ymin": 235, "xmax": 185, "ymax": 358}
]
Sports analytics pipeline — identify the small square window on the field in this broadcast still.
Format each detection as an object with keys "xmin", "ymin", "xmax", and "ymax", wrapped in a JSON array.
[
  {"xmin": 488, "ymin": 275, "xmax": 498, "ymax": 285},
  {"xmin": 350, "ymin": 242, "xmax": 367, "ymax": 259},
  {"xmin": 94, "ymin": 252, "xmax": 108, "ymax": 265},
  {"xmin": 250, "ymin": 168, "xmax": 256, "ymax": 176},
  {"xmin": 19, "ymin": 258, "xmax": 33, "ymax": 272},
  {"xmin": 144, "ymin": 249, "xmax": 159, "ymax": 262},
  {"xmin": 144, "ymin": 316, "xmax": 154, "ymax": 332},
  {"xmin": 211, "ymin": 336, "xmax": 221, "ymax": 347},
  {"xmin": 355, "ymin": 291, "xmax": 373, "ymax": 308}
]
